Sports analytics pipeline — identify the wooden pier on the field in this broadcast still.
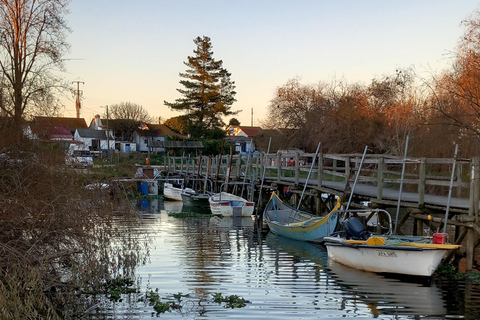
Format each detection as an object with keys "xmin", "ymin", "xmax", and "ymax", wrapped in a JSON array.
[{"xmin": 160, "ymin": 151, "xmax": 480, "ymax": 271}]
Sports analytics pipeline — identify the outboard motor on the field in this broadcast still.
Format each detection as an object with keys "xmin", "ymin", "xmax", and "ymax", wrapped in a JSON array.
[{"xmin": 343, "ymin": 217, "xmax": 368, "ymax": 240}]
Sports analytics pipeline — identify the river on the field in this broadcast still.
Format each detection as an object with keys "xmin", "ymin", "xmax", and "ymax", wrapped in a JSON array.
[{"xmin": 87, "ymin": 198, "xmax": 480, "ymax": 319}]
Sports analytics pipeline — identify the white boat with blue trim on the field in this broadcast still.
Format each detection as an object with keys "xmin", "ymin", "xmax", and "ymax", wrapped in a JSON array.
[{"xmin": 208, "ymin": 192, "xmax": 255, "ymax": 217}]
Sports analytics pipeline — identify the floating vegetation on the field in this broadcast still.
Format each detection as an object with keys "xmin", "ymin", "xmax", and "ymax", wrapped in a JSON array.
[
  {"xmin": 168, "ymin": 212, "xmax": 211, "ymax": 218},
  {"xmin": 212, "ymin": 292, "xmax": 250, "ymax": 308},
  {"xmin": 82, "ymin": 277, "xmax": 139, "ymax": 302},
  {"xmin": 144, "ymin": 289, "xmax": 183, "ymax": 314}
]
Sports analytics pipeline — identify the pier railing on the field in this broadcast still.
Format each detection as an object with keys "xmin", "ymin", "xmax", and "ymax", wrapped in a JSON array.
[{"xmin": 166, "ymin": 152, "xmax": 478, "ymax": 209}]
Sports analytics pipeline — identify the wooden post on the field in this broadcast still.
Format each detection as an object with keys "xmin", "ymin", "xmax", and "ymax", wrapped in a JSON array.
[
  {"xmin": 277, "ymin": 152, "xmax": 282, "ymax": 182},
  {"xmin": 456, "ymin": 162, "xmax": 463, "ymax": 198},
  {"xmin": 317, "ymin": 152, "xmax": 323, "ymax": 188},
  {"xmin": 180, "ymin": 153, "xmax": 184, "ymax": 175},
  {"xmin": 295, "ymin": 151, "xmax": 300, "ymax": 185},
  {"xmin": 467, "ymin": 157, "xmax": 480, "ymax": 271},
  {"xmin": 416, "ymin": 219, "xmax": 423, "ymax": 237},
  {"xmin": 418, "ymin": 158, "xmax": 426, "ymax": 208},
  {"xmin": 236, "ymin": 154, "xmax": 241, "ymax": 178},
  {"xmin": 344, "ymin": 158, "xmax": 350, "ymax": 188},
  {"xmin": 377, "ymin": 157, "xmax": 384, "ymax": 200}
]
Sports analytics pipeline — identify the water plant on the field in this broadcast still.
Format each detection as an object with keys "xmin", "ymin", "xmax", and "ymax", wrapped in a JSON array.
[
  {"xmin": 168, "ymin": 212, "xmax": 211, "ymax": 218},
  {"xmin": 212, "ymin": 292, "xmax": 250, "ymax": 308}
]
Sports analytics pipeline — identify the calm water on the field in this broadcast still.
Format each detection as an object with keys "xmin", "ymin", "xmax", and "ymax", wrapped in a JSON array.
[{"xmin": 88, "ymin": 198, "xmax": 480, "ymax": 319}]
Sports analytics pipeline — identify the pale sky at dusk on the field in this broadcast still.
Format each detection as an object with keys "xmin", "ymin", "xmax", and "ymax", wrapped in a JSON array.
[{"xmin": 61, "ymin": 1, "xmax": 480, "ymax": 127}]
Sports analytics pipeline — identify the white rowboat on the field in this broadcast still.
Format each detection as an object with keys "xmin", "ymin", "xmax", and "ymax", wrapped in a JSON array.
[
  {"xmin": 163, "ymin": 182, "xmax": 183, "ymax": 201},
  {"xmin": 324, "ymin": 234, "xmax": 459, "ymax": 277},
  {"xmin": 208, "ymin": 192, "xmax": 254, "ymax": 217}
]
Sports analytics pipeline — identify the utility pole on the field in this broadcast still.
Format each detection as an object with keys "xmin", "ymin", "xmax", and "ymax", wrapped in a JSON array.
[
  {"xmin": 73, "ymin": 80, "xmax": 84, "ymax": 118},
  {"xmin": 106, "ymin": 105, "xmax": 109, "ymax": 161},
  {"xmin": 251, "ymin": 107, "xmax": 253, "ymax": 127}
]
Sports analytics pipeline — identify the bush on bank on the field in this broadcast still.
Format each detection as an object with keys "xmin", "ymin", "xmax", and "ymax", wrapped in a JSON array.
[{"xmin": 0, "ymin": 138, "xmax": 147, "ymax": 319}]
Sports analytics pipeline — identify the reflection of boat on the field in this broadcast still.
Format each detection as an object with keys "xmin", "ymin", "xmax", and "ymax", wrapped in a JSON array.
[
  {"xmin": 208, "ymin": 192, "xmax": 254, "ymax": 217},
  {"xmin": 324, "ymin": 216, "xmax": 460, "ymax": 277},
  {"xmin": 326, "ymin": 260, "xmax": 447, "ymax": 316},
  {"xmin": 181, "ymin": 188, "xmax": 211, "ymax": 207},
  {"xmin": 211, "ymin": 216, "xmax": 255, "ymax": 229},
  {"xmin": 164, "ymin": 181, "xmax": 183, "ymax": 201},
  {"xmin": 163, "ymin": 200, "xmax": 183, "ymax": 213},
  {"xmin": 265, "ymin": 232, "xmax": 328, "ymax": 265},
  {"xmin": 263, "ymin": 192, "xmax": 341, "ymax": 241}
]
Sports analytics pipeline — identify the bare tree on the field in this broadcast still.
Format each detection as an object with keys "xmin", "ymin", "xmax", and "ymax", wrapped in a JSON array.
[
  {"xmin": 0, "ymin": 0, "xmax": 70, "ymax": 135},
  {"xmin": 109, "ymin": 101, "xmax": 152, "ymax": 123},
  {"xmin": 422, "ymin": 9, "xmax": 480, "ymax": 146},
  {"xmin": 107, "ymin": 101, "xmax": 152, "ymax": 140}
]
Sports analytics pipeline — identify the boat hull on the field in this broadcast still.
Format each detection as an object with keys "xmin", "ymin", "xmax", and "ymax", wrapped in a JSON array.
[
  {"xmin": 263, "ymin": 192, "xmax": 341, "ymax": 241},
  {"xmin": 209, "ymin": 192, "xmax": 254, "ymax": 217},
  {"xmin": 163, "ymin": 183, "xmax": 182, "ymax": 201},
  {"xmin": 181, "ymin": 192, "xmax": 210, "ymax": 207},
  {"xmin": 267, "ymin": 213, "xmax": 339, "ymax": 241},
  {"xmin": 324, "ymin": 238, "xmax": 449, "ymax": 277}
]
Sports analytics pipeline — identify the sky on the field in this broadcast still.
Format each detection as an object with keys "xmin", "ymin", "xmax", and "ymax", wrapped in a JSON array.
[{"xmin": 61, "ymin": 0, "xmax": 480, "ymax": 127}]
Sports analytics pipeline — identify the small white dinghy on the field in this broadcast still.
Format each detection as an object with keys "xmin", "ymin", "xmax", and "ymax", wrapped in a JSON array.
[
  {"xmin": 208, "ymin": 192, "xmax": 254, "ymax": 217},
  {"xmin": 324, "ymin": 216, "xmax": 459, "ymax": 277},
  {"xmin": 163, "ymin": 181, "xmax": 183, "ymax": 201}
]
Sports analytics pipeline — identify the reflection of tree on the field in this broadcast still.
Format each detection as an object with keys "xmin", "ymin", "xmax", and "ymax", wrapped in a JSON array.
[{"xmin": 176, "ymin": 217, "xmax": 257, "ymax": 299}]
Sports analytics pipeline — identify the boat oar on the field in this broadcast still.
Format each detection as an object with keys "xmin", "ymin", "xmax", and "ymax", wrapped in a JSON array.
[
  {"xmin": 394, "ymin": 135, "xmax": 409, "ymax": 235},
  {"xmin": 297, "ymin": 142, "xmax": 321, "ymax": 211},
  {"xmin": 345, "ymin": 145, "xmax": 368, "ymax": 213},
  {"xmin": 443, "ymin": 144, "xmax": 458, "ymax": 234}
]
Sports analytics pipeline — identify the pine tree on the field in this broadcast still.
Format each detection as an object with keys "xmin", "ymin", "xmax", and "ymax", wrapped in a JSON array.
[{"xmin": 164, "ymin": 36, "xmax": 237, "ymax": 138}]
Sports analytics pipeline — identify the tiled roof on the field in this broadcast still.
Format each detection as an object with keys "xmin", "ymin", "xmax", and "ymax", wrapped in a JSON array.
[
  {"xmin": 33, "ymin": 116, "xmax": 88, "ymax": 131},
  {"xmin": 76, "ymin": 128, "xmax": 109, "ymax": 139},
  {"xmin": 136, "ymin": 124, "xmax": 187, "ymax": 139},
  {"xmin": 30, "ymin": 124, "xmax": 73, "ymax": 140},
  {"xmin": 237, "ymin": 126, "xmax": 262, "ymax": 137}
]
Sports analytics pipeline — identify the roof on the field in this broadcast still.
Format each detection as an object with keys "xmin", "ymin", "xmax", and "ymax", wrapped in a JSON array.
[
  {"xmin": 229, "ymin": 126, "xmax": 262, "ymax": 137},
  {"xmin": 151, "ymin": 141, "xmax": 204, "ymax": 149},
  {"xmin": 33, "ymin": 116, "xmax": 88, "ymax": 131},
  {"xmin": 239, "ymin": 126, "xmax": 262, "ymax": 137},
  {"xmin": 150, "ymin": 123, "xmax": 187, "ymax": 139},
  {"xmin": 135, "ymin": 123, "xmax": 187, "ymax": 139},
  {"xmin": 76, "ymin": 128, "xmax": 109, "ymax": 139},
  {"xmin": 30, "ymin": 124, "xmax": 73, "ymax": 140}
]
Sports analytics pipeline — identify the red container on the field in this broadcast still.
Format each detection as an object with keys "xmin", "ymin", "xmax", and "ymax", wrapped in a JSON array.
[{"xmin": 433, "ymin": 233, "xmax": 447, "ymax": 244}]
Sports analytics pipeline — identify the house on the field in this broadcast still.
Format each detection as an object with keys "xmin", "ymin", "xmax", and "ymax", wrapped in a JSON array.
[
  {"xmin": 28, "ymin": 124, "xmax": 74, "ymax": 142},
  {"xmin": 225, "ymin": 125, "xmax": 262, "ymax": 153},
  {"xmin": 24, "ymin": 122, "xmax": 84, "ymax": 150},
  {"xmin": 73, "ymin": 128, "xmax": 115, "ymax": 153},
  {"xmin": 32, "ymin": 116, "xmax": 88, "ymax": 135},
  {"xmin": 133, "ymin": 123, "xmax": 187, "ymax": 153}
]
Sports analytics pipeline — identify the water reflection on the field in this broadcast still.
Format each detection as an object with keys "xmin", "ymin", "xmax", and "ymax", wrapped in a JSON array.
[
  {"xmin": 326, "ymin": 260, "xmax": 446, "ymax": 316},
  {"xmin": 89, "ymin": 198, "xmax": 480, "ymax": 319}
]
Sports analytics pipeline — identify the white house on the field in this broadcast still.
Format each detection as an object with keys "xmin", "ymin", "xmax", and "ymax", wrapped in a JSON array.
[
  {"xmin": 226, "ymin": 125, "xmax": 262, "ymax": 154},
  {"xmin": 74, "ymin": 128, "xmax": 115, "ymax": 152}
]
